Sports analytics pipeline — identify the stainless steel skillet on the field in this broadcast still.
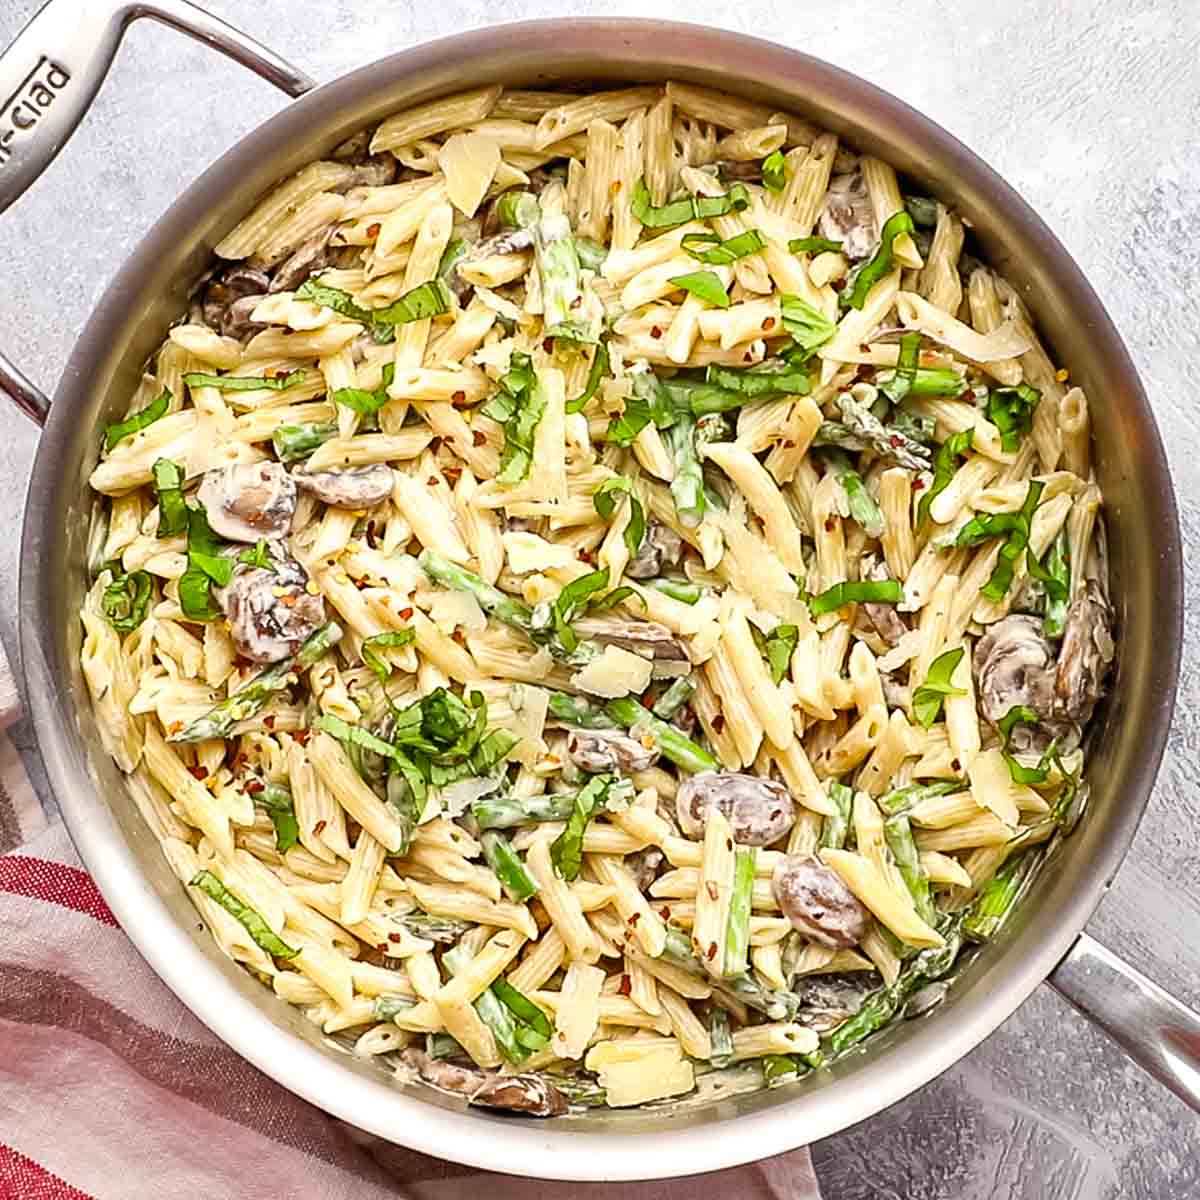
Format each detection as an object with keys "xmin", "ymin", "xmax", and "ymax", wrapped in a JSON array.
[{"xmin": 0, "ymin": 0, "xmax": 1195, "ymax": 1180}]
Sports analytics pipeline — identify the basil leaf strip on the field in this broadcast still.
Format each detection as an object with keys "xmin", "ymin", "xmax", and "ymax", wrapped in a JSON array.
[
  {"xmin": 151, "ymin": 458, "xmax": 188, "ymax": 538},
  {"xmin": 258, "ymin": 783, "xmax": 299, "ymax": 854},
  {"xmin": 102, "ymin": 387, "xmax": 170, "ymax": 452},
  {"xmin": 877, "ymin": 331, "xmax": 922, "ymax": 403},
  {"xmin": 566, "ymin": 340, "xmax": 610, "ymax": 414},
  {"xmin": 807, "ymin": 579, "xmax": 903, "ymax": 617},
  {"xmin": 550, "ymin": 774, "xmax": 615, "ymax": 880},
  {"xmin": 593, "ymin": 477, "xmax": 646, "ymax": 558},
  {"xmin": 480, "ymin": 352, "xmax": 544, "ymax": 484},
  {"xmin": 238, "ymin": 540, "xmax": 274, "ymax": 571},
  {"xmin": 986, "ymin": 383, "xmax": 1041, "ymax": 452},
  {"xmin": 918, "ymin": 428, "xmax": 973, "ymax": 527},
  {"xmin": 100, "ymin": 567, "xmax": 153, "ymax": 635},
  {"xmin": 779, "ymin": 295, "xmax": 837, "ymax": 357},
  {"xmin": 361, "ymin": 629, "xmax": 416, "ymax": 684},
  {"xmin": 912, "ymin": 647, "xmax": 967, "ymax": 728},
  {"xmin": 669, "ymin": 270, "xmax": 731, "ymax": 308},
  {"xmin": 183, "ymin": 370, "xmax": 305, "ymax": 393},
  {"xmin": 789, "ymin": 236, "xmax": 843, "ymax": 254},
  {"xmin": 189, "ymin": 870, "xmax": 299, "ymax": 958},
  {"xmin": 954, "ymin": 481, "xmax": 1044, "ymax": 602},
  {"xmin": 681, "ymin": 228, "xmax": 767, "ymax": 266},
  {"xmin": 547, "ymin": 568, "xmax": 610, "ymax": 654},
  {"xmin": 372, "ymin": 279, "xmax": 452, "ymax": 326},
  {"xmin": 749, "ymin": 623, "xmax": 799, "ymax": 684},
  {"xmin": 706, "ymin": 360, "xmax": 812, "ymax": 398},
  {"xmin": 630, "ymin": 178, "xmax": 750, "ymax": 228},
  {"xmin": 332, "ymin": 362, "xmax": 396, "ymax": 416},
  {"xmin": 490, "ymin": 979, "xmax": 553, "ymax": 1050},
  {"xmin": 1028, "ymin": 529, "xmax": 1071, "ymax": 638},
  {"xmin": 843, "ymin": 210, "xmax": 915, "ymax": 310}
]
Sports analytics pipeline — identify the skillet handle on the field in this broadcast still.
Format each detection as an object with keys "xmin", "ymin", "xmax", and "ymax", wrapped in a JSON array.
[
  {"xmin": 1049, "ymin": 931, "xmax": 1200, "ymax": 1113},
  {"xmin": 0, "ymin": 0, "xmax": 315, "ymax": 424}
]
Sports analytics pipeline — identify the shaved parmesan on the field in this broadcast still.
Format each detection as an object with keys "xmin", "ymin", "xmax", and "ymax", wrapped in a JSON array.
[
  {"xmin": 584, "ymin": 1037, "xmax": 695, "ymax": 1107},
  {"xmin": 571, "ymin": 645, "xmax": 653, "ymax": 699},
  {"xmin": 503, "ymin": 531, "xmax": 580, "ymax": 575},
  {"xmin": 437, "ymin": 132, "xmax": 501, "ymax": 218},
  {"xmin": 429, "ymin": 588, "xmax": 487, "ymax": 635}
]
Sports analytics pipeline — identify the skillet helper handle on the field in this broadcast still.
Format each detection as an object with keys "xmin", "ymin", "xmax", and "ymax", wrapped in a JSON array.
[
  {"xmin": 0, "ymin": 0, "xmax": 315, "ymax": 423},
  {"xmin": 1050, "ymin": 931, "xmax": 1200, "ymax": 1113}
]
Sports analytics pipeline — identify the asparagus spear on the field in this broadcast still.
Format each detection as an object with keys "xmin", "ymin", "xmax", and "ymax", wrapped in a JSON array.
[
  {"xmin": 604, "ymin": 697, "xmax": 719, "ymax": 774},
  {"xmin": 877, "ymin": 779, "xmax": 967, "ymax": 817},
  {"xmin": 399, "ymin": 912, "xmax": 473, "ymax": 944},
  {"xmin": 534, "ymin": 183, "xmax": 592, "ymax": 342},
  {"xmin": 724, "ymin": 848, "xmax": 756, "ymax": 976},
  {"xmin": 443, "ymin": 944, "xmax": 526, "ymax": 1063},
  {"xmin": 665, "ymin": 413, "xmax": 706, "ymax": 528},
  {"xmin": 652, "ymin": 676, "xmax": 696, "ymax": 721},
  {"xmin": 963, "ymin": 851, "xmax": 1038, "ymax": 942},
  {"xmin": 546, "ymin": 690, "xmax": 619, "ymax": 730},
  {"xmin": 820, "ymin": 781, "xmax": 853, "ymax": 850},
  {"xmin": 473, "ymin": 791, "xmax": 578, "ymax": 830},
  {"xmin": 481, "ymin": 830, "xmax": 540, "ymax": 902},
  {"xmin": 375, "ymin": 994, "xmax": 417, "ymax": 1022},
  {"xmin": 272, "ymin": 421, "xmax": 337, "ymax": 463},
  {"xmin": 419, "ymin": 551, "xmax": 534, "ymax": 636},
  {"xmin": 495, "ymin": 190, "xmax": 539, "ymax": 230},
  {"xmin": 813, "ymin": 394, "xmax": 931, "ymax": 472},
  {"xmin": 426, "ymin": 1032, "xmax": 466, "ymax": 1060},
  {"xmin": 660, "ymin": 927, "xmax": 799, "ymax": 1020},
  {"xmin": 189, "ymin": 870, "xmax": 298, "ymax": 959},
  {"xmin": 645, "ymin": 577, "xmax": 703, "ymax": 605},
  {"xmin": 170, "ymin": 622, "xmax": 343, "ymax": 742},
  {"xmin": 883, "ymin": 813, "xmax": 935, "ymax": 925},
  {"xmin": 544, "ymin": 1074, "xmax": 608, "ymax": 1106},
  {"xmin": 709, "ymin": 1008, "xmax": 734, "ymax": 1067},
  {"xmin": 821, "ymin": 448, "xmax": 884, "ymax": 537}
]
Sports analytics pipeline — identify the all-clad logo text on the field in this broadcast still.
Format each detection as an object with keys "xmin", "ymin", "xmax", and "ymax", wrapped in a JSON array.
[{"xmin": 0, "ymin": 57, "xmax": 71, "ymax": 166}]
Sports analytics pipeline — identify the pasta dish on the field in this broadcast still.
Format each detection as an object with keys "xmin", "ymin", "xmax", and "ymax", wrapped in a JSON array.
[{"xmin": 80, "ymin": 81, "xmax": 1114, "ymax": 1115}]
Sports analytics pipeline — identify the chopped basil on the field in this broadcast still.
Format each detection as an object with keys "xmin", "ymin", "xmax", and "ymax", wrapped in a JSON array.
[
  {"xmin": 593, "ymin": 477, "xmax": 646, "ymax": 558},
  {"xmin": 479, "ymin": 352, "xmax": 545, "ymax": 485},
  {"xmin": 669, "ymin": 269, "xmax": 731, "ymax": 308},
  {"xmin": 238, "ymin": 540, "xmax": 274, "ymax": 571},
  {"xmin": 183, "ymin": 370, "xmax": 305, "ymax": 393},
  {"xmin": 807, "ymin": 578, "xmax": 903, "ymax": 617},
  {"xmin": 566, "ymin": 339, "xmax": 610, "ymax": 414},
  {"xmin": 372, "ymin": 279, "xmax": 452, "ymax": 326},
  {"xmin": 437, "ymin": 238, "xmax": 469, "ymax": 283},
  {"xmin": 877, "ymin": 332, "xmax": 922, "ymax": 404},
  {"xmin": 630, "ymin": 178, "xmax": 750, "ymax": 228},
  {"xmin": 178, "ymin": 568, "xmax": 222, "ymax": 621},
  {"xmin": 332, "ymin": 362, "xmax": 396, "ymax": 416},
  {"xmin": 100, "ymin": 567, "xmax": 153, "ymax": 635},
  {"xmin": 843, "ymin": 210, "xmax": 915, "ymax": 310},
  {"xmin": 606, "ymin": 369, "xmax": 676, "ymax": 446},
  {"xmin": 258, "ymin": 783, "xmax": 299, "ymax": 854},
  {"xmin": 490, "ymin": 979, "xmax": 553, "ymax": 1051},
  {"xmin": 779, "ymin": 295, "xmax": 837, "ymax": 357},
  {"xmin": 151, "ymin": 458, "xmax": 188, "ymax": 538},
  {"xmin": 953, "ymin": 480, "xmax": 1043, "ymax": 602},
  {"xmin": 540, "ymin": 568, "xmax": 611, "ymax": 654},
  {"xmin": 361, "ymin": 629, "xmax": 416, "ymax": 685},
  {"xmin": 822, "ymin": 449, "xmax": 884, "ymax": 537},
  {"xmin": 102, "ymin": 387, "xmax": 170, "ymax": 452},
  {"xmin": 1028, "ymin": 529, "xmax": 1071, "ymax": 638},
  {"xmin": 189, "ymin": 870, "xmax": 298, "ymax": 958},
  {"xmin": 295, "ymin": 278, "xmax": 374, "ymax": 321},
  {"xmin": 550, "ymin": 773, "xmax": 616, "ymax": 880},
  {"xmin": 179, "ymin": 504, "xmax": 234, "ymax": 622},
  {"xmin": 986, "ymin": 383, "xmax": 1040, "ymax": 452},
  {"xmin": 789, "ymin": 236, "xmax": 843, "ymax": 255},
  {"xmin": 879, "ymin": 364, "xmax": 965, "ymax": 400},
  {"xmin": 762, "ymin": 150, "xmax": 787, "ymax": 193},
  {"xmin": 681, "ymin": 228, "xmax": 767, "ymax": 265},
  {"xmin": 705, "ymin": 360, "xmax": 812, "ymax": 398},
  {"xmin": 587, "ymin": 585, "xmax": 642, "ymax": 613},
  {"xmin": 646, "ymin": 576, "xmax": 702, "ymax": 605},
  {"xmin": 750, "ymin": 622, "xmax": 799, "ymax": 684},
  {"xmin": 912, "ymin": 647, "xmax": 967, "ymax": 728},
  {"xmin": 997, "ymin": 705, "xmax": 1054, "ymax": 785},
  {"xmin": 918, "ymin": 428, "xmax": 974, "ymax": 527}
]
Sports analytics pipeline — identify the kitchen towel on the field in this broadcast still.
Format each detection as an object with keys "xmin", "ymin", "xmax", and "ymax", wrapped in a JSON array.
[{"xmin": 0, "ymin": 637, "xmax": 822, "ymax": 1200}]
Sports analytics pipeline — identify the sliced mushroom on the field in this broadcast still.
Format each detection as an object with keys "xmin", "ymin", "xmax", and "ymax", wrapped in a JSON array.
[
  {"xmin": 1054, "ymin": 580, "xmax": 1114, "ymax": 723},
  {"xmin": 566, "ymin": 728, "xmax": 661, "ymax": 774},
  {"xmin": 624, "ymin": 521, "xmax": 685, "ymax": 580},
  {"xmin": 863, "ymin": 558, "xmax": 908, "ymax": 646},
  {"xmin": 268, "ymin": 225, "xmax": 336, "ymax": 293},
  {"xmin": 197, "ymin": 462, "xmax": 296, "ymax": 545},
  {"xmin": 214, "ymin": 540, "xmax": 326, "ymax": 664},
  {"xmin": 572, "ymin": 616, "xmax": 690, "ymax": 676},
  {"xmin": 817, "ymin": 171, "xmax": 876, "ymax": 261},
  {"xmin": 973, "ymin": 614, "xmax": 1077, "ymax": 753},
  {"xmin": 331, "ymin": 130, "xmax": 402, "ymax": 188},
  {"xmin": 772, "ymin": 855, "xmax": 870, "ymax": 948},
  {"xmin": 470, "ymin": 1073, "xmax": 569, "ymax": 1118},
  {"xmin": 791, "ymin": 972, "xmax": 879, "ymax": 1032},
  {"xmin": 715, "ymin": 160, "xmax": 764, "ymax": 183},
  {"xmin": 398, "ymin": 1049, "xmax": 568, "ymax": 1117},
  {"xmin": 626, "ymin": 845, "xmax": 665, "ymax": 891},
  {"xmin": 292, "ymin": 464, "xmax": 394, "ymax": 510},
  {"xmin": 201, "ymin": 264, "xmax": 271, "ymax": 340},
  {"xmin": 676, "ymin": 772, "xmax": 795, "ymax": 847}
]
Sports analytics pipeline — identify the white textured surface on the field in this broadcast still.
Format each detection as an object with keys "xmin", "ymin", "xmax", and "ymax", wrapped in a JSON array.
[{"xmin": 1, "ymin": 1, "xmax": 1199, "ymax": 1195}]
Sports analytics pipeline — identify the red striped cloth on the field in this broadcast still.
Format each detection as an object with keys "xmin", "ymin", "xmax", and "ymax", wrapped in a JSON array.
[{"xmin": 0, "ymin": 650, "xmax": 822, "ymax": 1199}]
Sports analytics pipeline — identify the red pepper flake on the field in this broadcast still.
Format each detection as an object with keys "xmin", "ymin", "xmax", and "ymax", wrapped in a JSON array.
[
  {"xmin": 367, "ymin": 222, "xmax": 381, "ymax": 238},
  {"xmin": 263, "ymin": 715, "xmax": 276, "ymax": 730},
  {"xmin": 890, "ymin": 434, "xmax": 904, "ymax": 448},
  {"xmin": 399, "ymin": 607, "xmax": 414, "ymax": 620},
  {"xmin": 912, "ymin": 478, "xmax": 926, "ymax": 492},
  {"xmin": 650, "ymin": 326, "xmax": 663, "ymax": 340},
  {"xmin": 762, "ymin": 317, "xmax": 776, "ymax": 330},
  {"xmin": 628, "ymin": 911, "xmax": 641, "ymax": 926},
  {"xmin": 543, "ymin": 337, "xmax": 555, "ymax": 353},
  {"xmin": 711, "ymin": 714, "xmax": 726, "ymax": 734},
  {"xmin": 427, "ymin": 476, "xmax": 439, "ymax": 486},
  {"xmin": 743, "ymin": 351, "xmax": 753, "ymax": 363},
  {"xmin": 570, "ymin": 295, "xmax": 583, "ymax": 310},
  {"xmin": 443, "ymin": 466, "xmax": 461, "ymax": 482},
  {"xmin": 611, "ymin": 180, "xmax": 623, "ymax": 194},
  {"xmin": 705, "ymin": 881, "xmax": 719, "ymax": 901},
  {"xmin": 726, "ymin": 838, "xmax": 733, "ymax": 852},
  {"xmin": 187, "ymin": 765, "xmax": 208, "ymax": 781},
  {"xmin": 452, "ymin": 390, "xmax": 467, "ymax": 405},
  {"xmin": 830, "ymin": 278, "xmax": 845, "ymax": 292},
  {"xmin": 950, "ymin": 758, "xmax": 961, "ymax": 773},
  {"xmin": 618, "ymin": 974, "xmax": 632, "ymax": 996},
  {"xmin": 859, "ymin": 343, "xmax": 871, "ymax": 354},
  {"xmin": 783, "ymin": 439, "xmax": 796, "ymax": 449},
  {"xmin": 245, "ymin": 779, "xmax": 264, "ymax": 796},
  {"xmin": 314, "ymin": 820, "xmax": 327, "ymax": 834},
  {"xmin": 659, "ymin": 906, "xmax": 671, "ymax": 920},
  {"xmin": 292, "ymin": 729, "xmax": 311, "ymax": 746},
  {"xmin": 388, "ymin": 932, "xmax": 403, "ymax": 943},
  {"xmin": 706, "ymin": 942, "xmax": 718, "ymax": 961},
  {"xmin": 472, "ymin": 430, "xmax": 487, "ymax": 446}
]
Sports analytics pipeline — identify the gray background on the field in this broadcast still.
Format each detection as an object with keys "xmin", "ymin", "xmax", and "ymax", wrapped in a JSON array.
[{"xmin": 2, "ymin": 1, "xmax": 1198, "ymax": 1196}]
